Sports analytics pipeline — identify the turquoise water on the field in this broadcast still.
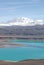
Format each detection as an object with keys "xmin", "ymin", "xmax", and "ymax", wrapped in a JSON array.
[{"xmin": 0, "ymin": 39, "xmax": 44, "ymax": 61}]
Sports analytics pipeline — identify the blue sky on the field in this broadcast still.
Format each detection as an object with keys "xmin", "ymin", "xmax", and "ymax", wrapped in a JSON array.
[{"xmin": 0, "ymin": 0, "xmax": 44, "ymax": 22}]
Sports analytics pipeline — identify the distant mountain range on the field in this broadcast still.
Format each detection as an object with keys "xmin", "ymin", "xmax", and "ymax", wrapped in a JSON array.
[
  {"xmin": 0, "ymin": 17, "xmax": 44, "ymax": 36},
  {"xmin": 0, "ymin": 25, "xmax": 44, "ymax": 36}
]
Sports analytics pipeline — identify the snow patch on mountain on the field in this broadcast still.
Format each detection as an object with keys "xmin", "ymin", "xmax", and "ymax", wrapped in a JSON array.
[{"xmin": 0, "ymin": 17, "xmax": 44, "ymax": 26}]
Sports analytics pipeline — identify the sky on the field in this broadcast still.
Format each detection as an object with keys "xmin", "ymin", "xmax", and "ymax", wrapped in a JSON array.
[{"xmin": 0, "ymin": 0, "xmax": 44, "ymax": 22}]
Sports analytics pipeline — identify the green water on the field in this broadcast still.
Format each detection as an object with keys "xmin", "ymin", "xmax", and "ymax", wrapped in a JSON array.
[{"xmin": 0, "ymin": 39, "xmax": 44, "ymax": 61}]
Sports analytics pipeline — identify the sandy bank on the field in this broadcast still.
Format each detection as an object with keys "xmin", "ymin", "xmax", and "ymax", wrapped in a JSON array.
[
  {"xmin": 0, "ymin": 44, "xmax": 25, "ymax": 48},
  {"xmin": 0, "ymin": 60, "xmax": 44, "ymax": 65}
]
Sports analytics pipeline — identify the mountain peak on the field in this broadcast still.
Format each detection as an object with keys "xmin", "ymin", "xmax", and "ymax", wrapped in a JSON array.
[{"xmin": 0, "ymin": 17, "xmax": 44, "ymax": 26}]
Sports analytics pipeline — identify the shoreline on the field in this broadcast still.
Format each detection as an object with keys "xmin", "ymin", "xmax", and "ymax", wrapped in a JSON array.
[
  {"xmin": 0, "ymin": 35, "xmax": 44, "ymax": 40},
  {"xmin": 0, "ymin": 59, "xmax": 44, "ymax": 65},
  {"xmin": 0, "ymin": 44, "xmax": 25, "ymax": 48},
  {"xmin": 1, "ymin": 59, "xmax": 44, "ymax": 62},
  {"xmin": 0, "ymin": 43, "xmax": 44, "ymax": 48}
]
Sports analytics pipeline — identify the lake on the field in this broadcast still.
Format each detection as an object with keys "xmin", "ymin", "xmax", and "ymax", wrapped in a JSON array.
[{"xmin": 0, "ymin": 39, "xmax": 44, "ymax": 61}]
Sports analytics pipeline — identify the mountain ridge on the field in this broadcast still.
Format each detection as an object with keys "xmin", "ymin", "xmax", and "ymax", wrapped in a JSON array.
[{"xmin": 0, "ymin": 25, "xmax": 44, "ymax": 36}]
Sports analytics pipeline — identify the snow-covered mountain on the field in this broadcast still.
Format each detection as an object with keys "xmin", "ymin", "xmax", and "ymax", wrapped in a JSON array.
[
  {"xmin": 0, "ymin": 17, "xmax": 44, "ymax": 36},
  {"xmin": 0, "ymin": 17, "xmax": 44, "ymax": 26}
]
